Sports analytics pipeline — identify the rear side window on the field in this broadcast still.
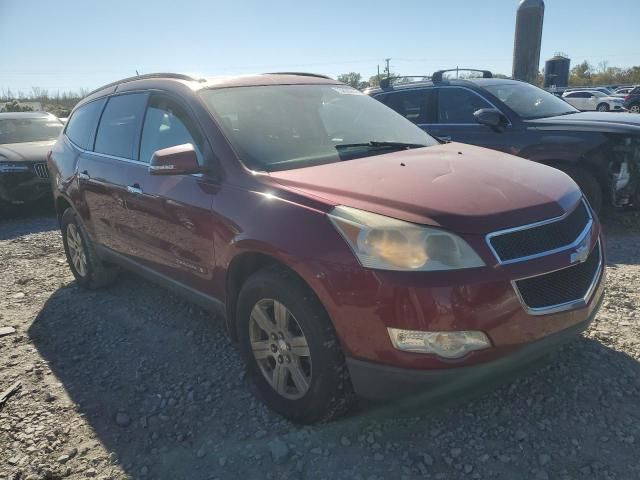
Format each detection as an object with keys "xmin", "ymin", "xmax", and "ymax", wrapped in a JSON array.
[
  {"xmin": 384, "ymin": 89, "xmax": 435, "ymax": 124},
  {"xmin": 139, "ymin": 94, "xmax": 204, "ymax": 164},
  {"xmin": 94, "ymin": 93, "xmax": 147, "ymax": 159},
  {"xmin": 65, "ymin": 99, "xmax": 106, "ymax": 149},
  {"xmin": 437, "ymin": 88, "xmax": 492, "ymax": 124}
]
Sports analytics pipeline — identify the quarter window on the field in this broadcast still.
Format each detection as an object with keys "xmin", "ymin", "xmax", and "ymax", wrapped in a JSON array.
[
  {"xmin": 65, "ymin": 99, "xmax": 106, "ymax": 149},
  {"xmin": 139, "ymin": 95, "xmax": 204, "ymax": 164},
  {"xmin": 94, "ymin": 93, "xmax": 147, "ymax": 159},
  {"xmin": 437, "ymin": 88, "xmax": 492, "ymax": 124}
]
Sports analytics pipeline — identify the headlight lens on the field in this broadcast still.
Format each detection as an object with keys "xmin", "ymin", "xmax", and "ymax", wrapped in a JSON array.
[
  {"xmin": 328, "ymin": 206, "xmax": 485, "ymax": 271},
  {"xmin": 388, "ymin": 328, "xmax": 491, "ymax": 358},
  {"xmin": 0, "ymin": 161, "xmax": 30, "ymax": 173}
]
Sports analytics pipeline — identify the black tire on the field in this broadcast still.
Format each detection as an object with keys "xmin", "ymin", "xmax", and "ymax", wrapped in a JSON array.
[
  {"xmin": 557, "ymin": 166, "xmax": 603, "ymax": 214},
  {"xmin": 596, "ymin": 103, "xmax": 609, "ymax": 112},
  {"xmin": 60, "ymin": 208, "xmax": 119, "ymax": 289},
  {"xmin": 629, "ymin": 103, "xmax": 640, "ymax": 114},
  {"xmin": 236, "ymin": 267, "xmax": 354, "ymax": 424}
]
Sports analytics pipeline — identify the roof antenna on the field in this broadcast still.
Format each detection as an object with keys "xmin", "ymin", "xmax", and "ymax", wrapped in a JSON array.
[{"xmin": 135, "ymin": 70, "xmax": 140, "ymax": 76}]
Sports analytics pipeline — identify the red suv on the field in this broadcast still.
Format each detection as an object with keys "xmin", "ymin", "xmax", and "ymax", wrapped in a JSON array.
[{"xmin": 48, "ymin": 73, "xmax": 605, "ymax": 423}]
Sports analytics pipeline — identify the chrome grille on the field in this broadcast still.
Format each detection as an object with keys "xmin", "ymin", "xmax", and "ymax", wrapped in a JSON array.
[
  {"xmin": 33, "ymin": 163, "xmax": 49, "ymax": 178},
  {"xmin": 487, "ymin": 200, "xmax": 592, "ymax": 264},
  {"xmin": 513, "ymin": 240, "xmax": 602, "ymax": 315}
]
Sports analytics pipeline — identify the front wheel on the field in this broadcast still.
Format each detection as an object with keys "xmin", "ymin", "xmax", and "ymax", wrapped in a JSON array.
[
  {"xmin": 629, "ymin": 103, "xmax": 640, "ymax": 114},
  {"xmin": 236, "ymin": 268, "xmax": 354, "ymax": 423},
  {"xmin": 596, "ymin": 103, "xmax": 609, "ymax": 112}
]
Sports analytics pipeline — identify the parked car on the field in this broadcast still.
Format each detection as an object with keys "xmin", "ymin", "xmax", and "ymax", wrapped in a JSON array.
[
  {"xmin": 562, "ymin": 90, "xmax": 626, "ymax": 112},
  {"xmin": 623, "ymin": 86, "xmax": 640, "ymax": 113},
  {"xmin": 366, "ymin": 70, "xmax": 640, "ymax": 213},
  {"xmin": 0, "ymin": 111, "xmax": 63, "ymax": 211},
  {"xmin": 614, "ymin": 86, "xmax": 635, "ymax": 96},
  {"xmin": 564, "ymin": 86, "xmax": 618, "ymax": 97},
  {"xmin": 49, "ymin": 73, "xmax": 605, "ymax": 423}
]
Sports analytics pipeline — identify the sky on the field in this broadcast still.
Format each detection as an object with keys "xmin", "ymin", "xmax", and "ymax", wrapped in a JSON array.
[{"xmin": 1, "ymin": 0, "xmax": 638, "ymax": 94}]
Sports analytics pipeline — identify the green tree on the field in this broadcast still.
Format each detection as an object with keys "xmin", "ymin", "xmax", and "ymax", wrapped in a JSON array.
[{"xmin": 337, "ymin": 72, "xmax": 368, "ymax": 90}]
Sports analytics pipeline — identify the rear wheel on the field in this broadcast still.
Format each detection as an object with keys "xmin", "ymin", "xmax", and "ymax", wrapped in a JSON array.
[
  {"xmin": 596, "ymin": 103, "xmax": 609, "ymax": 112},
  {"xmin": 236, "ymin": 267, "xmax": 354, "ymax": 423},
  {"xmin": 61, "ymin": 208, "xmax": 119, "ymax": 289},
  {"xmin": 629, "ymin": 103, "xmax": 640, "ymax": 114},
  {"xmin": 556, "ymin": 166, "xmax": 603, "ymax": 214}
]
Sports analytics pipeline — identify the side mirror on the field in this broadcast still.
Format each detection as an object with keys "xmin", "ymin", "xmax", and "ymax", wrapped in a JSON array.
[
  {"xmin": 473, "ymin": 108, "xmax": 505, "ymax": 129},
  {"xmin": 148, "ymin": 143, "xmax": 204, "ymax": 175}
]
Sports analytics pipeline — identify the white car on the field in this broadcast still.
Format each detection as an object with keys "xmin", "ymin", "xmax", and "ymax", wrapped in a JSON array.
[{"xmin": 562, "ymin": 90, "xmax": 626, "ymax": 112}]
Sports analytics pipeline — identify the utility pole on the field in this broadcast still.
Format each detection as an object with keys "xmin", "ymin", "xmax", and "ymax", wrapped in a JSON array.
[
  {"xmin": 377, "ymin": 64, "xmax": 380, "ymax": 84},
  {"xmin": 384, "ymin": 58, "xmax": 391, "ymax": 79}
]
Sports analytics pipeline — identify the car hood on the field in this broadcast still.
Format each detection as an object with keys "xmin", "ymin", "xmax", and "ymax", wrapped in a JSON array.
[
  {"xmin": 527, "ymin": 111, "xmax": 640, "ymax": 133},
  {"xmin": 0, "ymin": 141, "xmax": 55, "ymax": 163},
  {"xmin": 267, "ymin": 143, "xmax": 581, "ymax": 235}
]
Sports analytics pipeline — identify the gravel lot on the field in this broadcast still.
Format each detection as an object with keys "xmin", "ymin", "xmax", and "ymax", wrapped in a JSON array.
[{"xmin": 1, "ymin": 209, "xmax": 639, "ymax": 480}]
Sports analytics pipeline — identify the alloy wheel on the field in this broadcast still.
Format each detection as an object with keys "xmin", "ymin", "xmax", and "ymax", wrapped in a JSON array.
[
  {"xmin": 630, "ymin": 105, "xmax": 640, "ymax": 114},
  {"xmin": 249, "ymin": 299, "xmax": 312, "ymax": 400},
  {"xmin": 66, "ymin": 223, "xmax": 87, "ymax": 277}
]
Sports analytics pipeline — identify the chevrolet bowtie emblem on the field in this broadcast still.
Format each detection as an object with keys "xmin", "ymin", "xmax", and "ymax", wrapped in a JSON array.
[{"xmin": 570, "ymin": 243, "xmax": 590, "ymax": 264}]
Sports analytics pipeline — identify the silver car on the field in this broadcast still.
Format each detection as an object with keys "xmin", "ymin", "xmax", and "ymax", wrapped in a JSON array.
[{"xmin": 562, "ymin": 90, "xmax": 626, "ymax": 112}]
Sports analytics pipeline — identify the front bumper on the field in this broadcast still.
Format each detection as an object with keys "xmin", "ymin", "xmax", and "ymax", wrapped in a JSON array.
[
  {"xmin": 347, "ymin": 286, "xmax": 604, "ymax": 400},
  {"xmin": 0, "ymin": 166, "xmax": 51, "ymax": 204}
]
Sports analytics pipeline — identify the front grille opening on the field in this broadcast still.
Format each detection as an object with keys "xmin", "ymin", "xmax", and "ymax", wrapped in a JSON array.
[
  {"xmin": 34, "ymin": 163, "xmax": 49, "ymax": 178},
  {"xmin": 490, "ymin": 201, "xmax": 590, "ymax": 262},
  {"xmin": 514, "ymin": 241, "xmax": 601, "ymax": 310}
]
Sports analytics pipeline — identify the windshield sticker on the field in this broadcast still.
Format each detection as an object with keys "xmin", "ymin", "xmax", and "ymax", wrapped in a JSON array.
[{"xmin": 331, "ymin": 86, "xmax": 363, "ymax": 95}]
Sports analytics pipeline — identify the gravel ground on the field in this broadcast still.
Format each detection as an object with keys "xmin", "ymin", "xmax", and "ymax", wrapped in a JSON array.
[{"xmin": 1, "ymin": 210, "xmax": 639, "ymax": 480}]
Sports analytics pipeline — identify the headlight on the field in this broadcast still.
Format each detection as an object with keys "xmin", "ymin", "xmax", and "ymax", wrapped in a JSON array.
[
  {"xmin": 328, "ymin": 206, "xmax": 485, "ymax": 271},
  {"xmin": 388, "ymin": 328, "xmax": 491, "ymax": 357},
  {"xmin": 0, "ymin": 161, "xmax": 30, "ymax": 173}
]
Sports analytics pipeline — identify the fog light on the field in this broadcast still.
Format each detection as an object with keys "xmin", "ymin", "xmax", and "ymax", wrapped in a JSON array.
[{"xmin": 387, "ymin": 328, "xmax": 491, "ymax": 358}]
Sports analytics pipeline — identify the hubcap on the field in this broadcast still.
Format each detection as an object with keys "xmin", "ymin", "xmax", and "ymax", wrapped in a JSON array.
[
  {"xmin": 631, "ymin": 105, "xmax": 640, "ymax": 114},
  {"xmin": 66, "ymin": 223, "xmax": 87, "ymax": 277},
  {"xmin": 249, "ymin": 299, "xmax": 312, "ymax": 400}
]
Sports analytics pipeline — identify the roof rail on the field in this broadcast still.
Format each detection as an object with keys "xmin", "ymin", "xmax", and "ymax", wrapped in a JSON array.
[
  {"xmin": 86, "ymin": 73, "xmax": 200, "ymax": 97},
  {"xmin": 378, "ymin": 76, "xmax": 431, "ymax": 90},
  {"xmin": 432, "ymin": 69, "xmax": 492, "ymax": 83},
  {"xmin": 266, "ymin": 72, "xmax": 332, "ymax": 79}
]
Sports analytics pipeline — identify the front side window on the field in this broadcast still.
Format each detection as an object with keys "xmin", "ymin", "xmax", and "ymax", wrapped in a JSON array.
[
  {"xmin": 0, "ymin": 116, "xmax": 63, "ymax": 144},
  {"xmin": 437, "ymin": 88, "xmax": 492, "ymax": 124},
  {"xmin": 94, "ymin": 93, "xmax": 147, "ymax": 159},
  {"xmin": 65, "ymin": 99, "xmax": 105, "ymax": 149},
  {"xmin": 198, "ymin": 84, "xmax": 436, "ymax": 172},
  {"xmin": 483, "ymin": 82, "xmax": 578, "ymax": 119},
  {"xmin": 139, "ymin": 95, "xmax": 204, "ymax": 164}
]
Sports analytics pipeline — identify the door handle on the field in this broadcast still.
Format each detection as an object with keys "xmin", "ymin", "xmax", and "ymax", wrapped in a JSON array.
[
  {"xmin": 126, "ymin": 184, "xmax": 143, "ymax": 195},
  {"xmin": 78, "ymin": 170, "xmax": 90, "ymax": 180}
]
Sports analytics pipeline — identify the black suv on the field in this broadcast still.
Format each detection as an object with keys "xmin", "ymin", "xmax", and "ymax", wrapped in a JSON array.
[
  {"xmin": 366, "ymin": 69, "xmax": 640, "ymax": 212},
  {"xmin": 623, "ymin": 86, "xmax": 640, "ymax": 114}
]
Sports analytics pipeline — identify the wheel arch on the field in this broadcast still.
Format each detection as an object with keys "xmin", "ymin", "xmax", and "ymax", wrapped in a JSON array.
[{"xmin": 224, "ymin": 251, "xmax": 326, "ymax": 341}]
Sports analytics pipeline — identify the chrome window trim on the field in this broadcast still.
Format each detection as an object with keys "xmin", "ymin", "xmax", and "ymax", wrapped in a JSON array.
[
  {"xmin": 65, "ymin": 134, "xmax": 146, "ymax": 165},
  {"xmin": 486, "ymin": 198, "xmax": 593, "ymax": 265},
  {"xmin": 64, "ymin": 133, "xmax": 206, "ymax": 176},
  {"xmin": 511, "ymin": 239, "xmax": 603, "ymax": 316}
]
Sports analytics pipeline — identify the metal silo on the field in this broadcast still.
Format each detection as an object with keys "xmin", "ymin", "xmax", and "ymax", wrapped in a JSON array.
[
  {"xmin": 512, "ymin": 0, "xmax": 545, "ymax": 84},
  {"xmin": 544, "ymin": 54, "xmax": 571, "ymax": 88}
]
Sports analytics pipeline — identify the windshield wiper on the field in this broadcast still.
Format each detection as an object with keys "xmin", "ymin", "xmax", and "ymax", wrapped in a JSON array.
[{"xmin": 335, "ymin": 141, "xmax": 427, "ymax": 150}]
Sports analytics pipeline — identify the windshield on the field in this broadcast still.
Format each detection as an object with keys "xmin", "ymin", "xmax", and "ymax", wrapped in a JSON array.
[
  {"xmin": 483, "ymin": 82, "xmax": 578, "ymax": 119},
  {"xmin": 0, "ymin": 117, "xmax": 63, "ymax": 144},
  {"xmin": 199, "ymin": 84, "xmax": 437, "ymax": 171}
]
